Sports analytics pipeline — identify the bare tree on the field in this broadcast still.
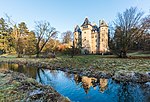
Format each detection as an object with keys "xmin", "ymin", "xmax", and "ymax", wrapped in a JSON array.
[
  {"xmin": 141, "ymin": 14, "xmax": 150, "ymax": 51},
  {"xmin": 61, "ymin": 30, "xmax": 73, "ymax": 44},
  {"xmin": 111, "ymin": 7, "xmax": 146, "ymax": 58},
  {"xmin": 35, "ymin": 21, "xmax": 58, "ymax": 58},
  {"xmin": 142, "ymin": 14, "xmax": 150, "ymax": 30}
]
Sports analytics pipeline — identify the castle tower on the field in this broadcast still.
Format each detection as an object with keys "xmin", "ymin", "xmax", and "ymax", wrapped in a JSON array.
[
  {"xmin": 74, "ymin": 25, "xmax": 81, "ymax": 48},
  {"xmin": 80, "ymin": 18, "xmax": 93, "ymax": 53},
  {"xmin": 99, "ymin": 20, "xmax": 108, "ymax": 53},
  {"xmin": 73, "ymin": 18, "xmax": 109, "ymax": 54},
  {"xmin": 91, "ymin": 22, "xmax": 99, "ymax": 53}
]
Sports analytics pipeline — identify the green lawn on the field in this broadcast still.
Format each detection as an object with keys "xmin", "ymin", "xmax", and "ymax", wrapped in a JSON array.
[{"xmin": 127, "ymin": 51, "xmax": 150, "ymax": 56}]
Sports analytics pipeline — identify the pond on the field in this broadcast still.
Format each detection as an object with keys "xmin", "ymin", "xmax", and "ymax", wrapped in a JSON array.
[{"xmin": 0, "ymin": 63, "xmax": 150, "ymax": 102}]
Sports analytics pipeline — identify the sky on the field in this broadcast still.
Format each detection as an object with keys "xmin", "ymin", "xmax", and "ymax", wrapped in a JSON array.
[{"xmin": 0, "ymin": 0, "xmax": 149, "ymax": 37}]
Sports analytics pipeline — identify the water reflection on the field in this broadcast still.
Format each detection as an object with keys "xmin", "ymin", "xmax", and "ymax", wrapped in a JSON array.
[
  {"xmin": 81, "ymin": 76, "xmax": 97, "ymax": 93},
  {"xmin": 99, "ymin": 78, "xmax": 108, "ymax": 93},
  {"xmin": 74, "ymin": 74, "xmax": 108, "ymax": 94},
  {"xmin": 0, "ymin": 63, "xmax": 37, "ymax": 79},
  {"xmin": 74, "ymin": 74, "xmax": 82, "ymax": 85},
  {"xmin": 35, "ymin": 69, "xmax": 150, "ymax": 102},
  {"xmin": 0, "ymin": 63, "xmax": 150, "ymax": 102}
]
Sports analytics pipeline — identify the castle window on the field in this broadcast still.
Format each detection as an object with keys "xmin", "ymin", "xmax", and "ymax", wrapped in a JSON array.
[{"xmin": 83, "ymin": 25, "xmax": 88, "ymax": 28}]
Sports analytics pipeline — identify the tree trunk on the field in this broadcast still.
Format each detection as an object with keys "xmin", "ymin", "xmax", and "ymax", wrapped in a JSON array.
[
  {"xmin": 71, "ymin": 41, "xmax": 75, "ymax": 58},
  {"xmin": 17, "ymin": 53, "xmax": 22, "ymax": 58},
  {"xmin": 122, "ymin": 51, "xmax": 127, "ymax": 58},
  {"xmin": 119, "ymin": 50, "xmax": 127, "ymax": 58},
  {"xmin": 36, "ymin": 44, "xmax": 40, "ymax": 58},
  {"xmin": 36, "ymin": 52, "xmax": 40, "ymax": 58}
]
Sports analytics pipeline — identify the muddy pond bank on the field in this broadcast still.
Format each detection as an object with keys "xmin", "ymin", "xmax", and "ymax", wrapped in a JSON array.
[{"xmin": 0, "ymin": 69, "xmax": 70, "ymax": 102}]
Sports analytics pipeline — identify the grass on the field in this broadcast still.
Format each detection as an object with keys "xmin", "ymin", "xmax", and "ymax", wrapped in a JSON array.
[
  {"xmin": 128, "ymin": 51, "xmax": 150, "ymax": 57},
  {"xmin": 0, "ymin": 54, "xmax": 150, "ymax": 73}
]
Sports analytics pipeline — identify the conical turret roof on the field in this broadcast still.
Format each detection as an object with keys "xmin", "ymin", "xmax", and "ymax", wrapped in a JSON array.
[
  {"xmin": 81, "ymin": 17, "xmax": 91, "ymax": 27},
  {"xmin": 74, "ymin": 25, "xmax": 81, "ymax": 32},
  {"xmin": 100, "ymin": 20, "xmax": 108, "ymax": 27}
]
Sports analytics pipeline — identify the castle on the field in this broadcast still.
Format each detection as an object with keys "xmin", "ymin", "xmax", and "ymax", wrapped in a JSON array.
[{"xmin": 74, "ymin": 17, "xmax": 109, "ymax": 54}]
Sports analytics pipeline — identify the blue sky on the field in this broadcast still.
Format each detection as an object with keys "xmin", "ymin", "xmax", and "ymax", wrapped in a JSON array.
[{"xmin": 0, "ymin": 0, "xmax": 149, "ymax": 35}]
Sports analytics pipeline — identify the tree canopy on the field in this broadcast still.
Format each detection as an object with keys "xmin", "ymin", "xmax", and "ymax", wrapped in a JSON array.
[{"xmin": 110, "ymin": 7, "xmax": 147, "ymax": 58}]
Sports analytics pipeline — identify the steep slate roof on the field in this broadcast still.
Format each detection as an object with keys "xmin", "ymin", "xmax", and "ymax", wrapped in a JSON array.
[
  {"xmin": 100, "ymin": 20, "xmax": 108, "ymax": 27},
  {"xmin": 81, "ymin": 18, "xmax": 91, "ymax": 27},
  {"xmin": 74, "ymin": 25, "xmax": 81, "ymax": 32},
  {"xmin": 92, "ymin": 25, "xmax": 99, "ymax": 31}
]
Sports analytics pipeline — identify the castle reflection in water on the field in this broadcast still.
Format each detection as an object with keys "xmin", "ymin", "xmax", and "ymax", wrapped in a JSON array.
[
  {"xmin": 0, "ymin": 62, "xmax": 108, "ymax": 94},
  {"xmin": 1, "ymin": 63, "xmax": 149, "ymax": 102},
  {"xmin": 0, "ymin": 63, "xmax": 144, "ymax": 96},
  {"xmin": 74, "ymin": 74, "xmax": 108, "ymax": 93}
]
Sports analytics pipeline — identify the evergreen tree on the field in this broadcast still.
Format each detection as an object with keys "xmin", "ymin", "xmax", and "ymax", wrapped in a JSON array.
[
  {"xmin": 25, "ymin": 31, "xmax": 36, "ymax": 56},
  {"xmin": 15, "ymin": 22, "xmax": 29, "ymax": 57},
  {"xmin": 0, "ymin": 18, "xmax": 12, "ymax": 54},
  {"xmin": 14, "ymin": 22, "xmax": 36, "ymax": 57}
]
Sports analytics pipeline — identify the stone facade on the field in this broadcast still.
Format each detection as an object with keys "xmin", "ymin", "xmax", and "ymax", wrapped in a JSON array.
[{"xmin": 74, "ymin": 18, "xmax": 109, "ymax": 54}]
